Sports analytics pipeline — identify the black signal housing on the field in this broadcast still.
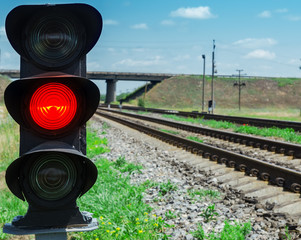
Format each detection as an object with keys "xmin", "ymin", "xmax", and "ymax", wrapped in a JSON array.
[
  {"xmin": 3, "ymin": 3, "xmax": 102, "ymax": 233},
  {"xmin": 5, "ymin": 4, "xmax": 102, "ymax": 70}
]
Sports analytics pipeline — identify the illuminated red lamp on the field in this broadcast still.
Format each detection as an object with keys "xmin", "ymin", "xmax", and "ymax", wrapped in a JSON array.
[
  {"xmin": 5, "ymin": 74, "xmax": 100, "ymax": 137},
  {"xmin": 30, "ymin": 83, "xmax": 77, "ymax": 130}
]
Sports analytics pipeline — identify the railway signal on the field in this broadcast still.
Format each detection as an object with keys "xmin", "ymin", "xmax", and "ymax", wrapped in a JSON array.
[{"xmin": 3, "ymin": 3, "xmax": 102, "ymax": 235}]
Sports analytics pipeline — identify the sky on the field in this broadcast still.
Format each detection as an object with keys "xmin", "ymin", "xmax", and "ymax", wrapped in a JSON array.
[{"xmin": 1, "ymin": 0, "xmax": 301, "ymax": 94}]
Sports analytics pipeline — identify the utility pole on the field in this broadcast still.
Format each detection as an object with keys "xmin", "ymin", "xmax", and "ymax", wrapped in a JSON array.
[
  {"xmin": 202, "ymin": 54, "xmax": 205, "ymax": 112},
  {"xmin": 233, "ymin": 69, "xmax": 246, "ymax": 111},
  {"xmin": 210, "ymin": 40, "xmax": 216, "ymax": 114}
]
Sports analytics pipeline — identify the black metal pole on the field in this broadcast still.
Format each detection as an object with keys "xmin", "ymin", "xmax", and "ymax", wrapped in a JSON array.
[
  {"xmin": 202, "ymin": 54, "xmax": 205, "ymax": 112},
  {"xmin": 236, "ymin": 69, "xmax": 243, "ymax": 111},
  {"xmin": 211, "ymin": 40, "xmax": 215, "ymax": 114}
]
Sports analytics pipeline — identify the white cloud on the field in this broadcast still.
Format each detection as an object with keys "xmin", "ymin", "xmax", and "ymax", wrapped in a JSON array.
[
  {"xmin": 104, "ymin": 19, "xmax": 119, "ymax": 25},
  {"xmin": 3, "ymin": 52, "xmax": 11, "ymax": 58},
  {"xmin": 107, "ymin": 48, "xmax": 116, "ymax": 52},
  {"xmin": 132, "ymin": 48, "xmax": 147, "ymax": 52},
  {"xmin": 161, "ymin": 20, "xmax": 175, "ymax": 26},
  {"xmin": 258, "ymin": 10, "xmax": 271, "ymax": 18},
  {"xmin": 170, "ymin": 6, "xmax": 216, "ymax": 19},
  {"xmin": 233, "ymin": 38, "xmax": 277, "ymax": 48},
  {"xmin": 87, "ymin": 61, "xmax": 102, "ymax": 71},
  {"xmin": 244, "ymin": 49, "xmax": 276, "ymax": 60},
  {"xmin": 173, "ymin": 54, "xmax": 191, "ymax": 61},
  {"xmin": 288, "ymin": 58, "xmax": 300, "ymax": 65},
  {"xmin": 131, "ymin": 23, "xmax": 148, "ymax": 30},
  {"xmin": 0, "ymin": 26, "xmax": 6, "ymax": 37},
  {"xmin": 275, "ymin": 8, "xmax": 288, "ymax": 13},
  {"xmin": 114, "ymin": 56, "xmax": 164, "ymax": 67},
  {"xmin": 287, "ymin": 15, "xmax": 301, "ymax": 21}
]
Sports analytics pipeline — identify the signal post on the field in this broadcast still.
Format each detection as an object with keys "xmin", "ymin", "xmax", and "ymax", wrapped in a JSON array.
[{"xmin": 3, "ymin": 4, "xmax": 102, "ymax": 239}]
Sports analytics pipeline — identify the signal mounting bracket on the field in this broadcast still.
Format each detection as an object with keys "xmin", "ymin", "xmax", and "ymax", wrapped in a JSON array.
[{"xmin": 3, "ymin": 216, "xmax": 98, "ymax": 238}]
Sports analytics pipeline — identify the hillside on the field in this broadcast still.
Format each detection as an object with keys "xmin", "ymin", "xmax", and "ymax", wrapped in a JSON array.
[
  {"xmin": 0, "ymin": 75, "xmax": 11, "ymax": 103},
  {"xmin": 145, "ymin": 75, "xmax": 301, "ymax": 110}
]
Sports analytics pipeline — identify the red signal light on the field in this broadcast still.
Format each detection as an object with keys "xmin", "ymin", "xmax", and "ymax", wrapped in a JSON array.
[{"xmin": 30, "ymin": 82, "xmax": 77, "ymax": 130}]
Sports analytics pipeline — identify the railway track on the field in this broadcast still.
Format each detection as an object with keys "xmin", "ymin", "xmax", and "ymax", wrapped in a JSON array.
[
  {"xmin": 96, "ymin": 108, "xmax": 301, "ymax": 220},
  {"xmin": 96, "ymin": 108, "xmax": 301, "ymax": 193},
  {"xmin": 102, "ymin": 104, "xmax": 301, "ymax": 132},
  {"xmin": 99, "ymin": 108, "xmax": 301, "ymax": 160}
]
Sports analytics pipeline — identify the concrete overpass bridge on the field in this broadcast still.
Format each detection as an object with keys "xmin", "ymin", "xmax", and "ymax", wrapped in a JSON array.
[{"xmin": 0, "ymin": 70, "xmax": 176, "ymax": 103}]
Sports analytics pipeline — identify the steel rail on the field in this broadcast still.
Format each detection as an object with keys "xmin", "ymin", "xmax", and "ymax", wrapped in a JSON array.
[
  {"xmin": 96, "ymin": 110, "xmax": 301, "ymax": 194},
  {"xmin": 99, "ymin": 108, "xmax": 301, "ymax": 159},
  {"xmin": 102, "ymin": 104, "xmax": 301, "ymax": 132}
]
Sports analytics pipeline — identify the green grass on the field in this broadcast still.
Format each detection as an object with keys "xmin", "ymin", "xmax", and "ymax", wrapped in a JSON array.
[
  {"xmin": 272, "ymin": 77, "xmax": 299, "ymax": 87},
  {"xmin": 187, "ymin": 136, "xmax": 204, "ymax": 143},
  {"xmin": 113, "ymin": 156, "xmax": 143, "ymax": 174},
  {"xmin": 70, "ymin": 126, "xmax": 172, "ymax": 239},
  {"xmin": 188, "ymin": 189, "xmax": 220, "ymax": 200},
  {"xmin": 215, "ymin": 108, "xmax": 301, "ymax": 122},
  {"xmin": 0, "ymin": 109, "xmax": 27, "ymax": 239},
  {"xmin": 0, "ymin": 109, "xmax": 19, "ymax": 172},
  {"xmin": 70, "ymin": 158, "xmax": 171, "ymax": 240},
  {"xmin": 162, "ymin": 115, "xmax": 301, "ymax": 144},
  {"xmin": 200, "ymin": 204, "xmax": 219, "ymax": 223},
  {"xmin": 192, "ymin": 220, "xmax": 252, "ymax": 240},
  {"xmin": 158, "ymin": 180, "xmax": 178, "ymax": 196},
  {"xmin": 160, "ymin": 128, "xmax": 180, "ymax": 135},
  {"xmin": 0, "ymin": 192, "xmax": 28, "ymax": 239},
  {"xmin": 0, "ymin": 120, "xmax": 171, "ymax": 239},
  {"xmin": 86, "ymin": 127, "xmax": 110, "ymax": 158}
]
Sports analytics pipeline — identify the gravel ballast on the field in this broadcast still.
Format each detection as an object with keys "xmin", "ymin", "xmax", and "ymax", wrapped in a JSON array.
[{"xmin": 92, "ymin": 117, "xmax": 301, "ymax": 240}]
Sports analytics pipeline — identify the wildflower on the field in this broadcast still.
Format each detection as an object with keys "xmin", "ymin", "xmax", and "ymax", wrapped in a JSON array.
[
  {"xmin": 152, "ymin": 214, "xmax": 156, "ymax": 217},
  {"xmin": 106, "ymin": 230, "xmax": 110, "ymax": 233},
  {"xmin": 136, "ymin": 218, "xmax": 139, "ymax": 221},
  {"xmin": 144, "ymin": 219, "xmax": 148, "ymax": 222},
  {"xmin": 116, "ymin": 227, "xmax": 121, "ymax": 231},
  {"xmin": 154, "ymin": 223, "xmax": 158, "ymax": 227},
  {"xmin": 144, "ymin": 212, "xmax": 148, "ymax": 215},
  {"xmin": 96, "ymin": 238, "xmax": 99, "ymax": 240},
  {"xmin": 138, "ymin": 230, "xmax": 143, "ymax": 234},
  {"xmin": 108, "ymin": 222, "xmax": 112, "ymax": 225},
  {"xmin": 101, "ymin": 222, "xmax": 105, "ymax": 225},
  {"xmin": 100, "ymin": 216, "xmax": 104, "ymax": 220},
  {"xmin": 136, "ymin": 222, "xmax": 140, "ymax": 225}
]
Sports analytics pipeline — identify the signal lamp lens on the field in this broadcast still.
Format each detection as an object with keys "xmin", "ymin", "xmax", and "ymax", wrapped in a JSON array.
[
  {"xmin": 30, "ymin": 83, "xmax": 77, "ymax": 130},
  {"xmin": 26, "ymin": 14, "xmax": 84, "ymax": 68},
  {"xmin": 29, "ymin": 153, "xmax": 77, "ymax": 201}
]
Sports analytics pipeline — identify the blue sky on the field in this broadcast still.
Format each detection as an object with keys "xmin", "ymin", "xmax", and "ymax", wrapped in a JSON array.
[{"xmin": 1, "ymin": 0, "xmax": 301, "ymax": 93}]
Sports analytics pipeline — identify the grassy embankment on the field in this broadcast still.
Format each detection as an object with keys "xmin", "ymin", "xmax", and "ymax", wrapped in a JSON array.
[{"xmin": 126, "ymin": 75, "xmax": 301, "ymax": 122}]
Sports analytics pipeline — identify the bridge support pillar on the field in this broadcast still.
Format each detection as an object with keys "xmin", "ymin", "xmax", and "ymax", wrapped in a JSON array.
[{"xmin": 105, "ymin": 79, "xmax": 117, "ymax": 104}]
